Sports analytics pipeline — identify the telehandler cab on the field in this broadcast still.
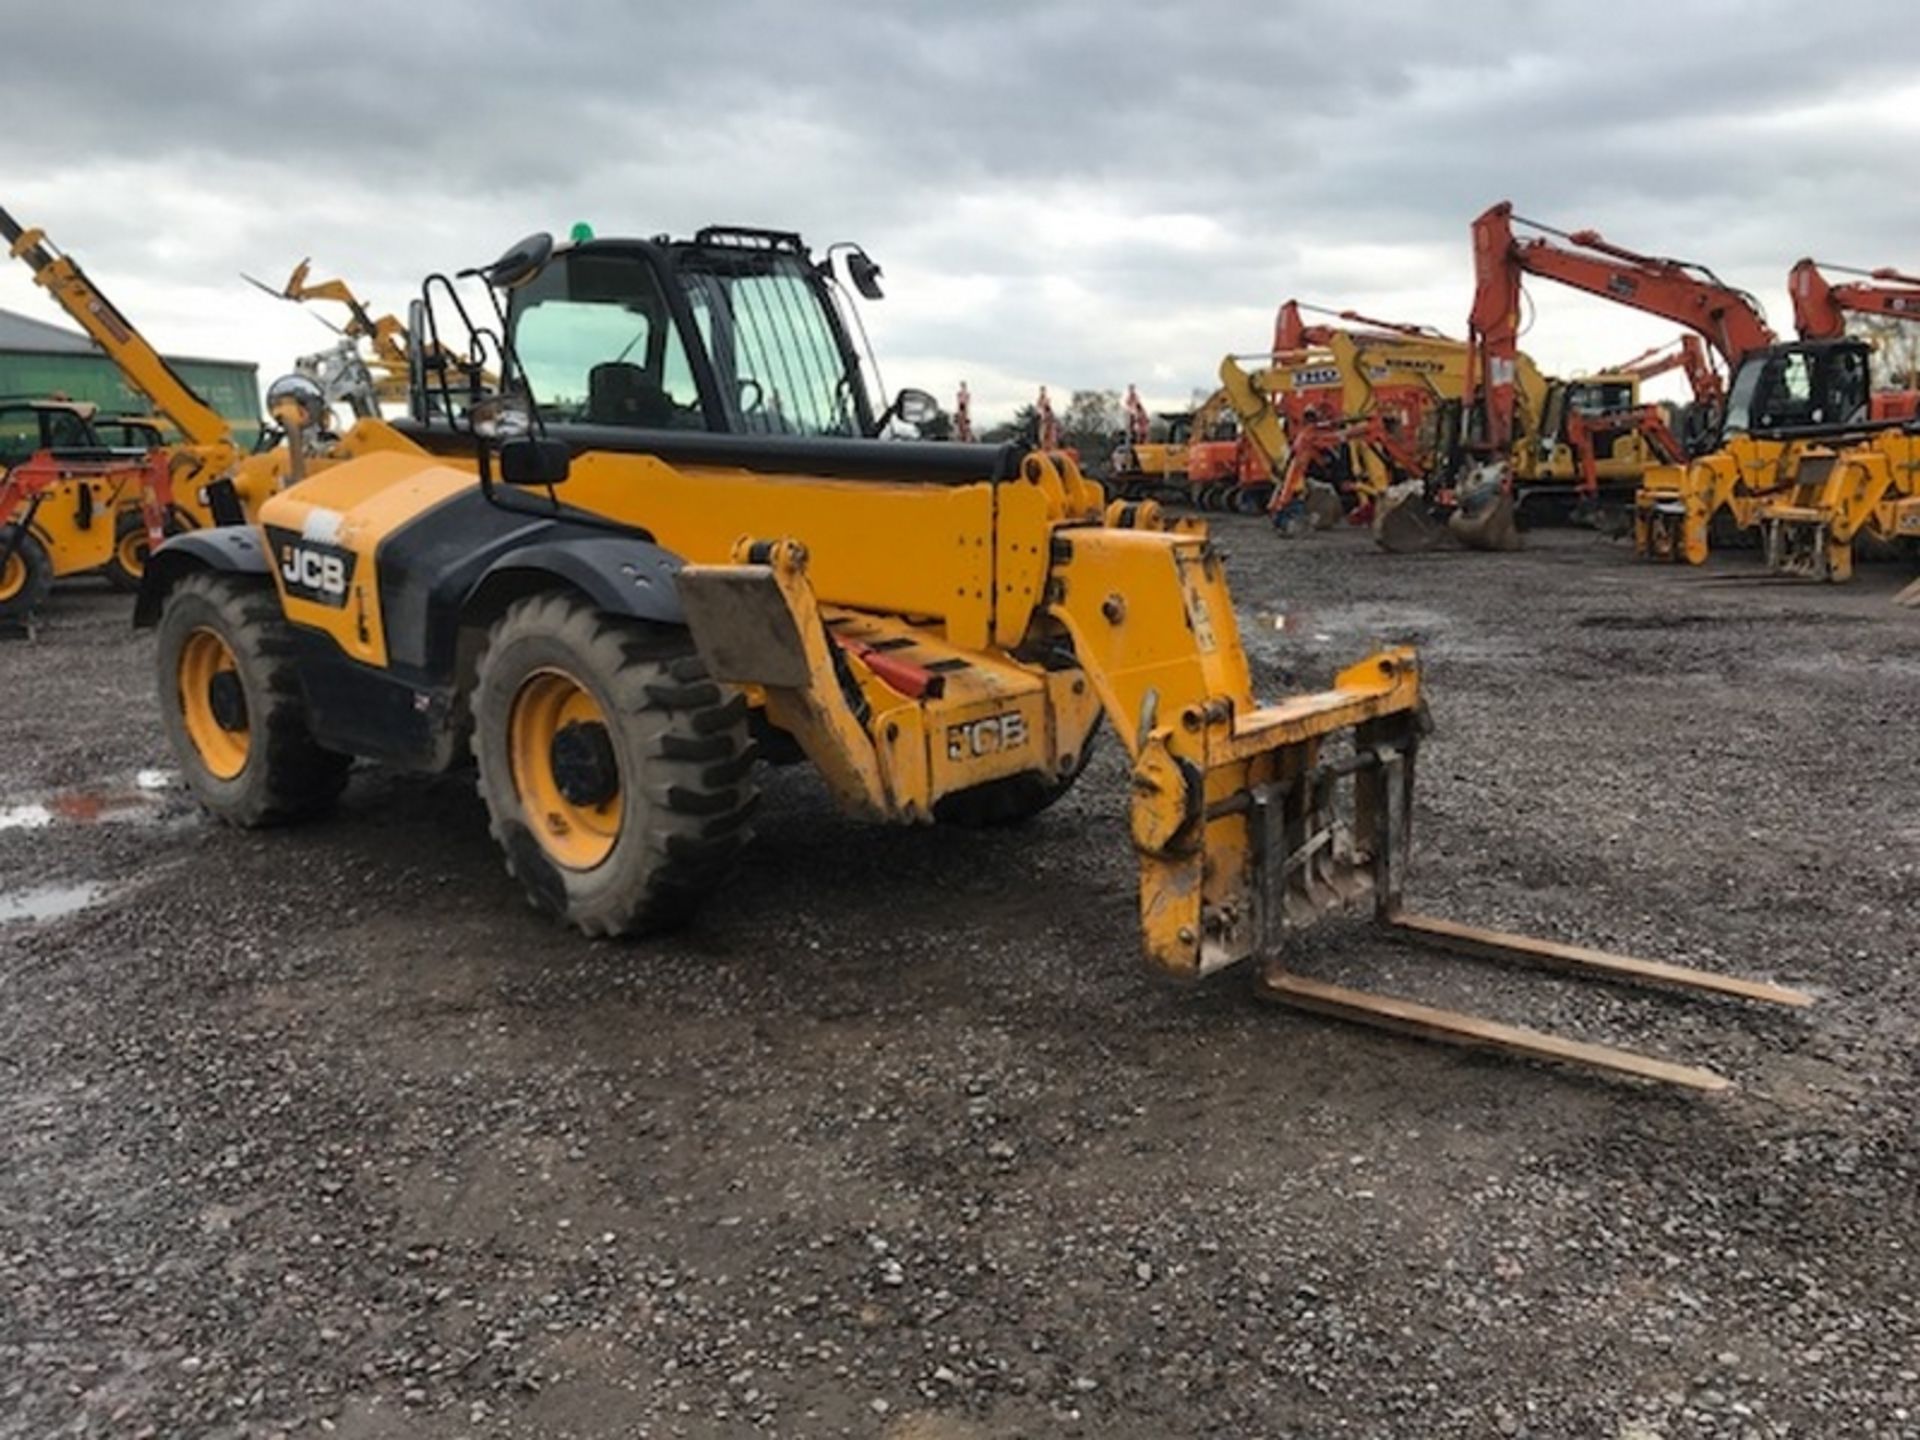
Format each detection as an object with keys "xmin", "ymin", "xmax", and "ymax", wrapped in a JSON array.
[{"xmin": 138, "ymin": 224, "xmax": 1806, "ymax": 1089}]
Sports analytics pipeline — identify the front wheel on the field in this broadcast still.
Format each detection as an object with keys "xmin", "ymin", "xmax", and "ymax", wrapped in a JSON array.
[
  {"xmin": 106, "ymin": 508, "xmax": 188, "ymax": 593},
  {"xmin": 0, "ymin": 527, "xmax": 53, "ymax": 623},
  {"xmin": 154, "ymin": 572, "xmax": 353, "ymax": 824},
  {"xmin": 470, "ymin": 592, "xmax": 758, "ymax": 938}
]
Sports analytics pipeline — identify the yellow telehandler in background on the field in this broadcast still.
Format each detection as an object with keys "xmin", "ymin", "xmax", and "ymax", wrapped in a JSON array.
[
  {"xmin": 136, "ymin": 223, "xmax": 1806, "ymax": 1089},
  {"xmin": 2, "ymin": 204, "xmax": 439, "ymax": 594},
  {"xmin": 0, "ymin": 398, "xmax": 173, "ymax": 620}
]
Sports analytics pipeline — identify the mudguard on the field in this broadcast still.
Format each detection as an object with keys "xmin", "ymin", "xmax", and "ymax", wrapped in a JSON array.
[
  {"xmin": 133, "ymin": 527, "xmax": 270, "ymax": 627},
  {"xmin": 467, "ymin": 535, "xmax": 687, "ymax": 627}
]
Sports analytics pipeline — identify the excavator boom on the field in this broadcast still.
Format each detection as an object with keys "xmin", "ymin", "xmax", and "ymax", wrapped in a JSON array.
[
  {"xmin": 1467, "ymin": 201, "xmax": 1776, "ymax": 457},
  {"xmin": 1789, "ymin": 258, "xmax": 1920, "ymax": 339}
]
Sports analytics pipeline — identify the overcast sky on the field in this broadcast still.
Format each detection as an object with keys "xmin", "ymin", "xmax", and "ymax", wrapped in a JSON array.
[{"xmin": 4, "ymin": 0, "xmax": 1917, "ymax": 421}]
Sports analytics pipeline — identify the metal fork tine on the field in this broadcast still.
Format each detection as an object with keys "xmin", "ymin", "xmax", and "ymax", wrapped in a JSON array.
[{"xmin": 1258, "ymin": 968, "xmax": 1733, "ymax": 1091}]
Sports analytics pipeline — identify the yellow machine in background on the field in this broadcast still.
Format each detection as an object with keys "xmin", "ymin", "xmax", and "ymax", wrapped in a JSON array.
[
  {"xmin": 1216, "ymin": 323, "xmax": 1654, "ymax": 547},
  {"xmin": 2, "ymin": 204, "xmax": 430, "ymax": 591},
  {"xmin": 1758, "ymin": 428, "xmax": 1920, "ymax": 582},
  {"xmin": 137, "ymin": 223, "xmax": 1806, "ymax": 1088},
  {"xmin": 3, "ymin": 207, "xmax": 273, "ymax": 556},
  {"xmin": 0, "ymin": 399, "xmax": 172, "ymax": 617},
  {"xmin": 248, "ymin": 259, "xmax": 416, "ymax": 417}
]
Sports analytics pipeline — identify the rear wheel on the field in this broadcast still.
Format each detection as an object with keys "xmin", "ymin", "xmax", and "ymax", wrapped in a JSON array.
[
  {"xmin": 155, "ymin": 571, "xmax": 352, "ymax": 824},
  {"xmin": 471, "ymin": 592, "xmax": 758, "ymax": 937},
  {"xmin": 106, "ymin": 508, "xmax": 187, "ymax": 593},
  {"xmin": 0, "ymin": 527, "xmax": 53, "ymax": 622}
]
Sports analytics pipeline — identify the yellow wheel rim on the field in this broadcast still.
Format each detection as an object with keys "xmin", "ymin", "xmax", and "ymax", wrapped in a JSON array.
[
  {"xmin": 0, "ymin": 551, "xmax": 24, "ymax": 602},
  {"xmin": 508, "ymin": 668, "xmax": 622, "ymax": 870},
  {"xmin": 117, "ymin": 526, "xmax": 149, "ymax": 579},
  {"xmin": 178, "ymin": 628, "xmax": 251, "ymax": 780}
]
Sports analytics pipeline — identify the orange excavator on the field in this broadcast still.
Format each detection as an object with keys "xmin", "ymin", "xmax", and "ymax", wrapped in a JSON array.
[
  {"xmin": 1423, "ymin": 201, "xmax": 1787, "ymax": 549},
  {"xmin": 1607, "ymin": 336, "xmax": 1722, "ymax": 414},
  {"xmin": 1787, "ymin": 259, "xmax": 1920, "ymax": 419}
]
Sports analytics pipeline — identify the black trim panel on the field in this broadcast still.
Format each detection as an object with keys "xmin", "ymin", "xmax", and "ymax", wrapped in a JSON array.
[
  {"xmin": 390, "ymin": 418, "xmax": 1024, "ymax": 486},
  {"xmin": 371, "ymin": 488, "xmax": 688, "ymax": 686},
  {"xmin": 133, "ymin": 527, "xmax": 268, "ymax": 628}
]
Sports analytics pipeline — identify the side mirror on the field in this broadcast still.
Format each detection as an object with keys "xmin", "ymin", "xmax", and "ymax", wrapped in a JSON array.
[
  {"xmin": 266, "ymin": 372, "xmax": 327, "ymax": 431},
  {"xmin": 483, "ymin": 232, "xmax": 554, "ymax": 290},
  {"xmin": 845, "ymin": 248, "xmax": 884, "ymax": 301},
  {"xmin": 499, "ymin": 435, "xmax": 571, "ymax": 487},
  {"xmin": 893, "ymin": 387, "xmax": 939, "ymax": 426}
]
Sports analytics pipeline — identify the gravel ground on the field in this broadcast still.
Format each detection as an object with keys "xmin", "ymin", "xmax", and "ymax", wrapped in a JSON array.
[{"xmin": 2, "ymin": 522, "xmax": 1917, "ymax": 1440}]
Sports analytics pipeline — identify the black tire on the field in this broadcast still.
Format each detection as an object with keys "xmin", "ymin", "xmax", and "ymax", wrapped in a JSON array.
[
  {"xmin": 155, "ymin": 571, "xmax": 353, "ymax": 825},
  {"xmin": 934, "ymin": 718, "xmax": 1100, "ymax": 828},
  {"xmin": 0, "ymin": 527, "xmax": 53, "ymax": 623},
  {"xmin": 105, "ymin": 508, "xmax": 187, "ymax": 593},
  {"xmin": 470, "ymin": 592, "xmax": 758, "ymax": 938}
]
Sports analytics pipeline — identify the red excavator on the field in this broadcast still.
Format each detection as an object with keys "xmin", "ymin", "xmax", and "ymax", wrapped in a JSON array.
[
  {"xmin": 1428, "ymin": 205, "xmax": 1873, "ymax": 560},
  {"xmin": 1429, "ymin": 202, "xmax": 1787, "ymax": 548},
  {"xmin": 1788, "ymin": 259, "xmax": 1920, "ymax": 420},
  {"xmin": 1608, "ymin": 335, "xmax": 1722, "ymax": 410}
]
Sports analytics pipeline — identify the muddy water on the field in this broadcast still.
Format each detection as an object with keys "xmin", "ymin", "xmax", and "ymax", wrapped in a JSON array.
[{"xmin": 0, "ymin": 881, "xmax": 107, "ymax": 925}]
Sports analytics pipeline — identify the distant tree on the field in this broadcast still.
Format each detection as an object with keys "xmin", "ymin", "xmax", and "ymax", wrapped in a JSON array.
[
  {"xmin": 1060, "ymin": 388, "xmax": 1122, "ymax": 455},
  {"xmin": 980, "ymin": 403, "xmax": 1039, "ymax": 446}
]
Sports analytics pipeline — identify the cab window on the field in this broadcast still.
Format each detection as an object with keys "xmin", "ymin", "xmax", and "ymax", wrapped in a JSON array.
[
  {"xmin": 0, "ymin": 408, "xmax": 40, "ymax": 468},
  {"xmin": 679, "ymin": 256, "xmax": 861, "ymax": 437},
  {"xmin": 44, "ymin": 409, "xmax": 96, "ymax": 451},
  {"xmin": 512, "ymin": 253, "xmax": 706, "ymax": 429}
]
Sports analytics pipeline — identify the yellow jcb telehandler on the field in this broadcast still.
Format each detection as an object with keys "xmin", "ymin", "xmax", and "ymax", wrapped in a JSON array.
[{"xmin": 137, "ymin": 224, "xmax": 1807, "ymax": 1089}]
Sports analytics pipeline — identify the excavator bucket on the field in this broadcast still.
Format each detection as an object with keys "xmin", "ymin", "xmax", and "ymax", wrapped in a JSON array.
[
  {"xmin": 1303, "ymin": 478, "xmax": 1344, "ymax": 530},
  {"xmin": 1446, "ymin": 469, "xmax": 1521, "ymax": 551},
  {"xmin": 1373, "ymin": 480, "xmax": 1454, "ymax": 553},
  {"xmin": 1448, "ymin": 490, "xmax": 1520, "ymax": 551}
]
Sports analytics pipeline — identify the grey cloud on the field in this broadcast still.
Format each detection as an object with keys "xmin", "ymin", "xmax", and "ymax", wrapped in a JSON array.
[{"xmin": 3, "ymin": 0, "xmax": 1917, "ymax": 417}]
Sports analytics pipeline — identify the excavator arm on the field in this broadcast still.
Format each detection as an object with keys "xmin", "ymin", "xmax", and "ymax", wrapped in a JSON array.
[
  {"xmin": 1789, "ymin": 259, "xmax": 1920, "ymax": 339},
  {"xmin": 1467, "ymin": 201, "xmax": 1776, "ymax": 458},
  {"xmin": 1608, "ymin": 336, "xmax": 1723, "ymax": 409}
]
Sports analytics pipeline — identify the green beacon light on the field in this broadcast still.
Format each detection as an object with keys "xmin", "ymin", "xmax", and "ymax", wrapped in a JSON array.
[{"xmin": 569, "ymin": 222, "xmax": 595, "ymax": 243}]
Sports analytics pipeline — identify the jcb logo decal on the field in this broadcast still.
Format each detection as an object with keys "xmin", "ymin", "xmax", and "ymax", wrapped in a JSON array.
[
  {"xmin": 267, "ymin": 526, "xmax": 356, "ymax": 609},
  {"xmin": 947, "ymin": 711, "xmax": 1029, "ymax": 761}
]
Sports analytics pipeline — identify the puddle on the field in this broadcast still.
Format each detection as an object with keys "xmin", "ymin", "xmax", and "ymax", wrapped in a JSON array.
[
  {"xmin": 0, "ymin": 881, "xmax": 107, "ymax": 925},
  {"xmin": 0, "ymin": 771, "xmax": 190, "ymax": 831}
]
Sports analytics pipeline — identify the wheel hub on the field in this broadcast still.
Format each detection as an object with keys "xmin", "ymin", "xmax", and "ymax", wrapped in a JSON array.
[
  {"xmin": 207, "ymin": 671, "xmax": 248, "ymax": 732},
  {"xmin": 549, "ymin": 719, "xmax": 618, "ymax": 807}
]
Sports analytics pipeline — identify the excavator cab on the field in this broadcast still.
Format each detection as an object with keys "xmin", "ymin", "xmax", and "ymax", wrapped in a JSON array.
[{"xmin": 1721, "ymin": 339, "xmax": 1872, "ymax": 436}]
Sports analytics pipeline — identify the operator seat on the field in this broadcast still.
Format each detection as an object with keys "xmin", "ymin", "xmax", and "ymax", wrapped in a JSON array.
[{"xmin": 588, "ymin": 361, "xmax": 676, "ymax": 427}]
